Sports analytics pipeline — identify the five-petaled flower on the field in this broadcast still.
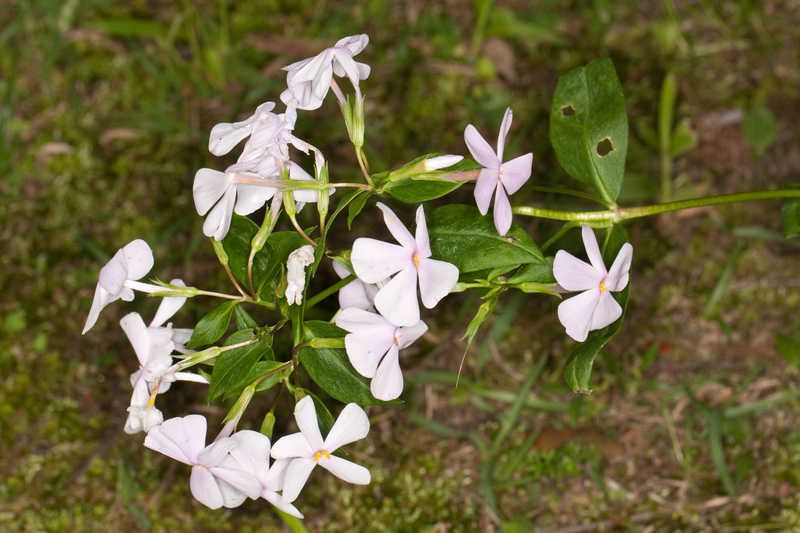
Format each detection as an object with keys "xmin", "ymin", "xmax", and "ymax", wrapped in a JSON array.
[
  {"xmin": 281, "ymin": 34, "xmax": 371, "ymax": 111},
  {"xmin": 144, "ymin": 415, "xmax": 288, "ymax": 509},
  {"xmin": 335, "ymin": 308, "xmax": 427, "ymax": 400},
  {"xmin": 270, "ymin": 396, "xmax": 371, "ymax": 502},
  {"xmin": 82, "ymin": 239, "xmax": 162, "ymax": 334},
  {"xmin": 464, "ymin": 107, "xmax": 533, "ymax": 236},
  {"xmin": 552, "ymin": 225, "xmax": 633, "ymax": 342},
  {"xmin": 350, "ymin": 203, "xmax": 459, "ymax": 327},
  {"xmin": 332, "ymin": 260, "xmax": 383, "ymax": 312}
]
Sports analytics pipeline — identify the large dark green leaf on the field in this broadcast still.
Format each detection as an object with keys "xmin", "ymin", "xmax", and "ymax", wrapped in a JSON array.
[
  {"xmin": 186, "ymin": 300, "xmax": 238, "ymax": 349},
  {"xmin": 563, "ymin": 225, "xmax": 630, "ymax": 393},
  {"xmin": 209, "ymin": 329, "xmax": 274, "ymax": 401},
  {"xmin": 428, "ymin": 204, "xmax": 545, "ymax": 273},
  {"xmin": 550, "ymin": 58, "xmax": 628, "ymax": 203},
  {"xmin": 298, "ymin": 321, "xmax": 387, "ymax": 407}
]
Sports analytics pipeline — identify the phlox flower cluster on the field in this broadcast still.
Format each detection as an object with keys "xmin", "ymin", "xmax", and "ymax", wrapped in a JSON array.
[{"xmin": 80, "ymin": 32, "xmax": 634, "ymax": 518}]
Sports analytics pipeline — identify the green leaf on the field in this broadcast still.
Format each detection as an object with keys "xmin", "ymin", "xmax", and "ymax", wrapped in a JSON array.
[
  {"xmin": 383, "ymin": 177, "xmax": 463, "ymax": 204},
  {"xmin": 550, "ymin": 58, "xmax": 629, "ymax": 203},
  {"xmin": 563, "ymin": 225, "xmax": 631, "ymax": 393},
  {"xmin": 221, "ymin": 215, "xmax": 269, "ymax": 289},
  {"xmin": 186, "ymin": 301, "xmax": 238, "ymax": 349},
  {"xmin": 210, "ymin": 329, "xmax": 274, "ymax": 401},
  {"xmin": 428, "ymin": 204, "xmax": 545, "ymax": 273},
  {"xmin": 233, "ymin": 305, "xmax": 258, "ymax": 329},
  {"xmin": 231, "ymin": 359, "xmax": 290, "ymax": 399},
  {"xmin": 298, "ymin": 321, "xmax": 388, "ymax": 407},
  {"xmin": 670, "ymin": 118, "xmax": 697, "ymax": 157},
  {"xmin": 256, "ymin": 231, "xmax": 308, "ymax": 298},
  {"xmin": 776, "ymin": 327, "xmax": 800, "ymax": 367},
  {"xmin": 507, "ymin": 258, "xmax": 555, "ymax": 285},
  {"xmin": 742, "ymin": 106, "xmax": 777, "ymax": 157},
  {"xmin": 347, "ymin": 190, "xmax": 371, "ymax": 228},
  {"xmin": 781, "ymin": 199, "xmax": 800, "ymax": 238}
]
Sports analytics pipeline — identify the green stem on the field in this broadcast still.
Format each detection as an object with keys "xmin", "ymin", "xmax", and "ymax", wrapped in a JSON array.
[
  {"xmin": 305, "ymin": 274, "xmax": 356, "ymax": 310},
  {"xmin": 513, "ymin": 189, "xmax": 800, "ymax": 226}
]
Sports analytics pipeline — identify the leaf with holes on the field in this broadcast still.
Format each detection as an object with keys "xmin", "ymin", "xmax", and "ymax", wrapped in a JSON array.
[
  {"xmin": 550, "ymin": 58, "xmax": 628, "ymax": 204},
  {"xmin": 563, "ymin": 225, "xmax": 630, "ymax": 393},
  {"xmin": 428, "ymin": 204, "xmax": 546, "ymax": 273}
]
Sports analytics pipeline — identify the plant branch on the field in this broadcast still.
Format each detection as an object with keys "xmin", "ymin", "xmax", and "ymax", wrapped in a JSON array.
[{"xmin": 305, "ymin": 274, "xmax": 356, "ymax": 310}]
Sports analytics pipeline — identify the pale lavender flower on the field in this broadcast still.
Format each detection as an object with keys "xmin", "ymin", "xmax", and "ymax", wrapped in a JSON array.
[
  {"xmin": 553, "ymin": 225, "xmax": 633, "ymax": 342},
  {"xmin": 332, "ymin": 260, "xmax": 382, "ymax": 312},
  {"xmin": 335, "ymin": 308, "xmax": 427, "ymax": 400},
  {"xmin": 82, "ymin": 239, "xmax": 160, "ymax": 334},
  {"xmin": 463, "ymin": 107, "xmax": 533, "ymax": 235},
  {"xmin": 350, "ymin": 203, "xmax": 459, "ymax": 327},
  {"xmin": 280, "ymin": 34, "xmax": 371, "ymax": 111},
  {"xmin": 144, "ymin": 415, "xmax": 264, "ymax": 509},
  {"xmin": 270, "ymin": 396, "xmax": 370, "ymax": 502}
]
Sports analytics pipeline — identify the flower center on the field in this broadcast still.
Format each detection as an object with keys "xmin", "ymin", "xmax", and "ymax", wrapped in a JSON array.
[
  {"xmin": 599, "ymin": 280, "xmax": 608, "ymax": 292},
  {"xmin": 313, "ymin": 450, "xmax": 331, "ymax": 462},
  {"xmin": 412, "ymin": 253, "xmax": 420, "ymax": 267}
]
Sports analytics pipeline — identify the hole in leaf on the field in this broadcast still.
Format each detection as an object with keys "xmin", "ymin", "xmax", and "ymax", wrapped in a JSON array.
[
  {"xmin": 596, "ymin": 138, "xmax": 613, "ymax": 156},
  {"xmin": 561, "ymin": 105, "xmax": 576, "ymax": 117}
]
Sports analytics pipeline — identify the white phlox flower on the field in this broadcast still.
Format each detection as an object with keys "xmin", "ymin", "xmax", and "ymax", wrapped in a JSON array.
[
  {"xmin": 335, "ymin": 308, "xmax": 427, "ymax": 400},
  {"xmin": 280, "ymin": 34, "xmax": 371, "ymax": 111},
  {"xmin": 215, "ymin": 430, "xmax": 304, "ymax": 518},
  {"xmin": 350, "ymin": 203, "xmax": 459, "ymax": 327},
  {"xmin": 144, "ymin": 415, "xmax": 265, "ymax": 509},
  {"xmin": 82, "ymin": 239, "xmax": 161, "ymax": 334},
  {"xmin": 270, "ymin": 396, "xmax": 371, "ymax": 502},
  {"xmin": 552, "ymin": 225, "xmax": 633, "ymax": 342},
  {"xmin": 285, "ymin": 245, "xmax": 315, "ymax": 305},
  {"xmin": 422, "ymin": 154, "xmax": 463, "ymax": 172}
]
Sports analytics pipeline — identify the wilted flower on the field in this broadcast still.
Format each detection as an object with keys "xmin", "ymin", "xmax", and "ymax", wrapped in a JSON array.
[
  {"xmin": 144, "ymin": 415, "xmax": 264, "ymax": 509},
  {"xmin": 553, "ymin": 225, "xmax": 633, "ymax": 342},
  {"xmin": 82, "ymin": 239, "xmax": 160, "ymax": 334},
  {"xmin": 280, "ymin": 34, "xmax": 371, "ymax": 111},
  {"xmin": 285, "ymin": 245, "xmax": 315, "ymax": 305},
  {"xmin": 335, "ymin": 308, "xmax": 427, "ymax": 400},
  {"xmin": 271, "ymin": 396, "xmax": 370, "ymax": 502},
  {"xmin": 351, "ymin": 203, "xmax": 459, "ymax": 327},
  {"xmin": 464, "ymin": 107, "xmax": 533, "ymax": 235}
]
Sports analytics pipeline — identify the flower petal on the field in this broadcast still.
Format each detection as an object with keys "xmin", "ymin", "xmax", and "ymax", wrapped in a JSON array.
[
  {"xmin": 376, "ymin": 202, "xmax": 415, "ymax": 249},
  {"xmin": 464, "ymin": 124, "xmax": 499, "ymax": 168},
  {"xmin": 496, "ymin": 107, "xmax": 513, "ymax": 161},
  {"xmin": 234, "ymin": 183, "xmax": 276, "ymax": 216},
  {"xmin": 193, "ymin": 169, "xmax": 230, "ymax": 216},
  {"xmin": 414, "ymin": 205, "xmax": 431, "ymax": 258},
  {"xmin": 591, "ymin": 292, "xmax": 623, "ymax": 331},
  {"xmin": 343, "ymin": 331, "xmax": 393, "ymax": 378},
  {"xmin": 121, "ymin": 239, "xmax": 155, "ymax": 280},
  {"xmin": 281, "ymin": 458, "xmax": 316, "ymax": 502},
  {"xmin": 203, "ymin": 186, "xmax": 236, "ymax": 241},
  {"xmin": 395, "ymin": 320, "xmax": 428, "ymax": 349},
  {"xmin": 417, "ymin": 258, "xmax": 459, "ymax": 309},
  {"xmin": 294, "ymin": 396, "xmax": 323, "ymax": 451},
  {"xmin": 492, "ymin": 184, "xmax": 513, "ymax": 236},
  {"xmin": 210, "ymin": 464, "xmax": 262, "ymax": 500},
  {"xmin": 557, "ymin": 289, "xmax": 601, "ymax": 342},
  {"xmin": 374, "ymin": 265, "xmax": 420, "ymax": 327},
  {"xmin": 150, "ymin": 279, "xmax": 187, "ymax": 328},
  {"xmin": 98, "ymin": 254, "xmax": 127, "ymax": 295},
  {"xmin": 190, "ymin": 465, "xmax": 225, "ymax": 509},
  {"xmin": 271, "ymin": 432, "xmax": 312, "ymax": 460},
  {"xmin": 499, "ymin": 153, "xmax": 532, "ymax": 195},
  {"xmin": 553, "ymin": 250, "xmax": 603, "ymax": 291},
  {"xmin": 144, "ymin": 414, "xmax": 208, "ymax": 465},
  {"xmin": 319, "ymin": 455, "xmax": 371, "ymax": 485},
  {"xmin": 606, "ymin": 243, "xmax": 633, "ymax": 292},
  {"xmin": 474, "ymin": 168, "xmax": 498, "ymax": 215},
  {"xmin": 120, "ymin": 312, "xmax": 150, "ymax": 367},
  {"xmin": 323, "ymin": 403, "xmax": 370, "ymax": 452},
  {"xmin": 82, "ymin": 284, "xmax": 111, "ymax": 334},
  {"xmin": 351, "ymin": 238, "xmax": 411, "ymax": 284},
  {"xmin": 218, "ymin": 478, "xmax": 248, "ymax": 508},
  {"xmin": 334, "ymin": 34, "xmax": 369, "ymax": 56},
  {"xmin": 334, "ymin": 307, "xmax": 391, "ymax": 331},
  {"xmin": 581, "ymin": 225, "xmax": 606, "ymax": 274},
  {"xmin": 370, "ymin": 344, "xmax": 404, "ymax": 401},
  {"xmin": 263, "ymin": 491, "xmax": 305, "ymax": 519}
]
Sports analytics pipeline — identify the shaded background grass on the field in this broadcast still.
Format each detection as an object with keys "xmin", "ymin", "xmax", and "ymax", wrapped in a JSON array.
[{"xmin": 2, "ymin": 1, "xmax": 800, "ymax": 531}]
